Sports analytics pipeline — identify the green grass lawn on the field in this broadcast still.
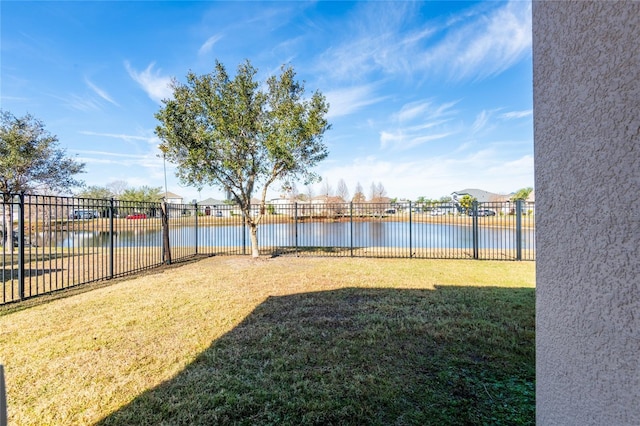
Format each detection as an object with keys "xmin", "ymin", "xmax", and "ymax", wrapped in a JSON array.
[{"xmin": 0, "ymin": 256, "xmax": 535, "ymax": 425}]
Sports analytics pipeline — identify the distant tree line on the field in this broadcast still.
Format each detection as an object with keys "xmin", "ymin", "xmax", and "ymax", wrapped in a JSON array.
[{"xmin": 76, "ymin": 182, "xmax": 164, "ymax": 203}]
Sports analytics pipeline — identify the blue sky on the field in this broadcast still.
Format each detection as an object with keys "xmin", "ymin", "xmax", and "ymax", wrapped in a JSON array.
[{"xmin": 1, "ymin": 0, "xmax": 533, "ymax": 202}]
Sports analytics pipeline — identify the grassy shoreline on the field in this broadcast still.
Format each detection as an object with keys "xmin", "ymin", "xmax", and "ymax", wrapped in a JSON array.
[{"xmin": 1, "ymin": 257, "xmax": 535, "ymax": 425}]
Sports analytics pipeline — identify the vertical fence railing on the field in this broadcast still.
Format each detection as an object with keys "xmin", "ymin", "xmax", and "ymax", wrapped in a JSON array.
[
  {"xmin": 194, "ymin": 203, "xmax": 199, "ymax": 256},
  {"xmin": 408, "ymin": 202, "xmax": 413, "ymax": 258},
  {"xmin": 472, "ymin": 201, "xmax": 479, "ymax": 260},
  {"xmin": 2, "ymin": 194, "xmax": 535, "ymax": 306},
  {"xmin": 1, "ymin": 194, "xmax": 172, "ymax": 305},
  {"xmin": 0, "ymin": 364, "xmax": 6, "ymax": 426},
  {"xmin": 349, "ymin": 202, "xmax": 354, "ymax": 258},
  {"xmin": 17, "ymin": 193, "xmax": 25, "ymax": 300},
  {"xmin": 294, "ymin": 203, "xmax": 299, "ymax": 256},
  {"xmin": 109, "ymin": 198, "xmax": 115, "ymax": 278},
  {"xmin": 516, "ymin": 199, "xmax": 523, "ymax": 261}
]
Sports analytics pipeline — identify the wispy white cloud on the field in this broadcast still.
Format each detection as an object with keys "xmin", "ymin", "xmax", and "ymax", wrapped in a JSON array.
[
  {"xmin": 0, "ymin": 95, "xmax": 30, "ymax": 102},
  {"xmin": 423, "ymin": 0, "xmax": 532, "ymax": 81},
  {"xmin": 84, "ymin": 78, "xmax": 119, "ymax": 106},
  {"xmin": 124, "ymin": 61, "xmax": 172, "ymax": 104},
  {"xmin": 471, "ymin": 108, "xmax": 503, "ymax": 134},
  {"xmin": 59, "ymin": 94, "xmax": 102, "ymax": 112},
  {"xmin": 380, "ymin": 99, "xmax": 459, "ymax": 150},
  {"xmin": 471, "ymin": 110, "xmax": 490, "ymax": 134},
  {"xmin": 380, "ymin": 130, "xmax": 452, "ymax": 150},
  {"xmin": 395, "ymin": 102, "xmax": 431, "ymax": 123},
  {"xmin": 73, "ymin": 149, "xmax": 165, "ymax": 181},
  {"xmin": 500, "ymin": 110, "xmax": 532, "ymax": 119},
  {"xmin": 315, "ymin": 2, "xmax": 426, "ymax": 82},
  {"xmin": 72, "ymin": 150, "xmax": 152, "ymax": 160},
  {"xmin": 324, "ymin": 84, "xmax": 386, "ymax": 118},
  {"xmin": 198, "ymin": 34, "xmax": 223, "ymax": 56},
  {"xmin": 393, "ymin": 100, "xmax": 458, "ymax": 123},
  {"xmin": 79, "ymin": 130, "xmax": 159, "ymax": 144},
  {"xmin": 317, "ymin": 0, "xmax": 531, "ymax": 83}
]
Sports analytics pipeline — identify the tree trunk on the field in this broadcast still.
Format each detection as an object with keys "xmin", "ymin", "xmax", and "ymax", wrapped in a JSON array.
[
  {"xmin": 1, "ymin": 203, "xmax": 7, "ymax": 251},
  {"xmin": 1, "ymin": 201, "xmax": 13, "ymax": 252},
  {"xmin": 249, "ymin": 222, "xmax": 259, "ymax": 258}
]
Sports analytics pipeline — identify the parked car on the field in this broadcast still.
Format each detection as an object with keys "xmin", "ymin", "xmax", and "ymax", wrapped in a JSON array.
[
  {"xmin": 469, "ymin": 209, "xmax": 496, "ymax": 217},
  {"xmin": 430, "ymin": 209, "xmax": 447, "ymax": 216},
  {"xmin": 126, "ymin": 213, "xmax": 147, "ymax": 219},
  {"xmin": 72, "ymin": 210, "xmax": 99, "ymax": 219}
]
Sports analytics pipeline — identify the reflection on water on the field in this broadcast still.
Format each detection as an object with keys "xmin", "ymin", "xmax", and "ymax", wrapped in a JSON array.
[
  {"xmin": 53, "ymin": 230, "xmax": 162, "ymax": 248},
  {"xmin": 55, "ymin": 222, "xmax": 534, "ymax": 250}
]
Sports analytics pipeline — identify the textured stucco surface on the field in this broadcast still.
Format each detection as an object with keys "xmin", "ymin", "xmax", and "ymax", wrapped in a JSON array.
[{"xmin": 533, "ymin": 1, "xmax": 639, "ymax": 424}]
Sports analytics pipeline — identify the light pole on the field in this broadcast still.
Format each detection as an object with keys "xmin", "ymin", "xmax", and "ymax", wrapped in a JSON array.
[{"xmin": 163, "ymin": 153, "xmax": 168, "ymax": 200}]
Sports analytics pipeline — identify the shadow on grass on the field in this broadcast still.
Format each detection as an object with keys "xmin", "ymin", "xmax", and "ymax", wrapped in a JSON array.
[
  {"xmin": 96, "ymin": 286, "xmax": 535, "ymax": 426},
  {"xmin": 1, "ymin": 268, "xmax": 64, "ymax": 283}
]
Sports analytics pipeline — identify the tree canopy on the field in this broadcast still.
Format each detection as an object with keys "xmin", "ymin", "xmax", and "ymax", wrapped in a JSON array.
[
  {"xmin": 511, "ymin": 187, "xmax": 533, "ymax": 201},
  {"xmin": 76, "ymin": 182, "xmax": 162, "ymax": 203},
  {"xmin": 0, "ymin": 111, "xmax": 85, "ymax": 201},
  {"xmin": 77, "ymin": 185, "xmax": 114, "ymax": 200},
  {"xmin": 369, "ymin": 182, "xmax": 387, "ymax": 202},
  {"xmin": 458, "ymin": 194, "xmax": 476, "ymax": 212},
  {"xmin": 155, "ymin": 60, "xmax": 330, "ymax": 257},
  {"xmin": 352, "ymin": 182, "xmax": 366, "ymax": 203},
  {"xmin": 336, "ymin": 179, "xmax": 349, "ymax": 202},
  {"xmin": 120, "ymin": 186, "xmax": 163, "ymax": 203}
]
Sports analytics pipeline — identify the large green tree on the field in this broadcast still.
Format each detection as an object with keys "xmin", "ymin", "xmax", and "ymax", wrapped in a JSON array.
[
  {"xmin": 0, "ymin": 111, "xmax": 85, "ymax": 200},
  {"xmin": 155, "ymin": 60, "xmax": 330, "ymax": 257},
  {"xmin": 0, "ymin": 111, "xmax": 85, "ymax": 246}
]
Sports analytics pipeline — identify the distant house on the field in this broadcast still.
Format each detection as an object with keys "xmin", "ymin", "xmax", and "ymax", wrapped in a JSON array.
[
  {"xmin": 266, "ymin": 197, "xmax": 296, "ymax": 215},
  {"xmin": 452, "ymin": 188, "xmax": 535, "ymax": 215},
  {"xmin": 199, "ymin": 197, "xmax": 227, "ymax": 206},
  {"xmin": 163, "ymin": 191, "xmax": 183, "ymax": 205},
  {"xmin": 198, "ymin": 197, "xmax": 232, "ymax": 217},
  {"xmin": 451, "ymin": 188, "xmax": 510, "ymax": 203}
]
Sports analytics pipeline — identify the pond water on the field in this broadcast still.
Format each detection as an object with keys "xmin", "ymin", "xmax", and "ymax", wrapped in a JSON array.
[{"xmin": 56, "ymin": 221, "xmax": 535, "ymax": 250}]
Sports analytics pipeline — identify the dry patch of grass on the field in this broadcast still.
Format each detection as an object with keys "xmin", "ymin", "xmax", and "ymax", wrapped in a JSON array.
[{"xmin": 0, "ymin": 256, "xmax": 535, "ymax": 425}]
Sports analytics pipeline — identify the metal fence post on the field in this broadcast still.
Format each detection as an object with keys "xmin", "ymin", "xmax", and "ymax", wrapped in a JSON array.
[
  {"xmin": 409, "ymin": 201, "xmax": 413, "ymax": 258},
  {"xmin": 472, "ymin": 200, "xmax": 479, "ymax": 260},
  {"xmin": 294, "ymin": 202, "xmax": 298, "ymax": 256},
  {"xmin": 516, "ymin": 199, "xmax": 523, "ymax": 261},
  {"xmin": 350, "ymin": 202, "xmax": 354, "ymax": 257},
  {"xmin": 161, "ymin": 202, "xmax": 171, "ymax": 265},
  {"xmin": 17, "ymin": 192, "xmax": 25, "ymax": 300},
  {"xmin": 194, "ymin": 203, "xmax": 199, "ymax": 255},
  {"xmin": 109, "ymin": 198, "xmax": 115, "ymax": 279},
  {"xmin": 0, "ymin": 364, "xmax": 7, "ymax": 426}
]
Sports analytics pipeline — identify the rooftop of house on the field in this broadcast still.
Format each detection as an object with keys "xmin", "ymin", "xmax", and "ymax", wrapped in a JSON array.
[
  {"xmin": 198, "ymin": 197, "xmax": 227, "ymax": 206},
  {"xmin": 163, "ymin": 191, "xmax": 183, "ymax": 200},
  {"xmin": 452, "ymin": 188, "xmax": 534, "ymax": 203}
]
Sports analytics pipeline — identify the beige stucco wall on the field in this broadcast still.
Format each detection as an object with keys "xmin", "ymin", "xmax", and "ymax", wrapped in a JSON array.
[{"xmin": 533, "ymin": 1, "xmax": 639, "ymax": 424}]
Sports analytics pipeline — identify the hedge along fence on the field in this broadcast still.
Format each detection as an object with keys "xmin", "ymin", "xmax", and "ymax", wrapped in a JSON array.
[{"xmin": 1, "ymin": 193, "xmax": 535, "ymax": 305}]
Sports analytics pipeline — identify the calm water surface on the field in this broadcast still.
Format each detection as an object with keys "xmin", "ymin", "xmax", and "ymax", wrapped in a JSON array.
[{"xmin": 56, "ymin": 222, "xmax": 534, "ymax": 250}]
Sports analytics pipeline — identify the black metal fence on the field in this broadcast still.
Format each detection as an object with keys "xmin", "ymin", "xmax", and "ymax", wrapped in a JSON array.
[{"xmin": 1, "ymin": 193, "xmax": 535, "ymax": 305}]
